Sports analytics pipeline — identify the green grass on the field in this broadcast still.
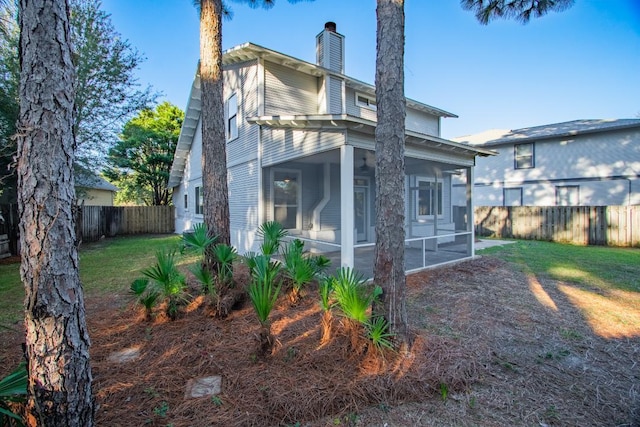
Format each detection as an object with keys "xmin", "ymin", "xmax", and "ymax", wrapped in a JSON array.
[
  {"xmin": 479, "ymin": 240, "xmax": 640, "ymax": 293},
  {"xmin": 0, "ymin": 234, "xmax": 184, "ymax": 326}
]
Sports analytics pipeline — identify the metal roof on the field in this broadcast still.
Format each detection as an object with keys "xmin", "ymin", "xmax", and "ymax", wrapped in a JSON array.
[{"xmin": 458, "ymin": 119, "xmax": 640, "ymax": 147}]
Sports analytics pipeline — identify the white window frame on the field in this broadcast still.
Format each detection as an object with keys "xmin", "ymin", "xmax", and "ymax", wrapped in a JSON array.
[
  {"xmin": 514, "ymin": 143, "xmax": 534, "ymax": 169},
  {"xmin": 415, "ymin": 177, "xmax": 443, "ymax": 220},
  {"xmin": 195, "ymin": 186, "xmax": 204, "ymax": 215},
  {"xmin": 556, "ymin": 185, "xmax": 579, "ymax": 206},
  {"xmin": 355, "ymin": 92, "xmax": 376, "ymax": 111},
  {"xmin": 271, "ymin": 168, "xmax": 302, "ymax": 230},
  {"xmin": 226, "ymin": 93, "xmax": 238, "ymax": 141}
]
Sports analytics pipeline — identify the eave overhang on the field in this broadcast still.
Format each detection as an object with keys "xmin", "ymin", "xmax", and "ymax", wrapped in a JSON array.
[{"xmin": 247, "ymin": 114, "xmax": 495, "ymax": 158}]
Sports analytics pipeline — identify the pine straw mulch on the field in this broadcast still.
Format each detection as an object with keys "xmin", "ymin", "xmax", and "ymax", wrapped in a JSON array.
[{"xmin": 1, "ymin": 255, "xmax": 639, "ymax": 426}]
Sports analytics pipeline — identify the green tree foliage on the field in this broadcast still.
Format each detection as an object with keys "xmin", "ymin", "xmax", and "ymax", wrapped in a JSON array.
[
  {"xmin": 0, "ymin": 0, "xmax": 155, "ymax": 202},
  {"xmin": 104, "ymin": 102, "xmax": 184, "ymax": 206},
  {"xmin": 461, "ymin": 0, "xmax": 574, "ymax": 25}
]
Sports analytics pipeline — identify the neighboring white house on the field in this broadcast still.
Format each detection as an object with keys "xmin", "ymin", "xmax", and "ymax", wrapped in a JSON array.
[
  {"xmin": 167, "ymin": 22, "xmax": 493, "ymax": 274},
  {"xmin": 454, "ymin": 119, "xmax": 640, "ymax": 207}
]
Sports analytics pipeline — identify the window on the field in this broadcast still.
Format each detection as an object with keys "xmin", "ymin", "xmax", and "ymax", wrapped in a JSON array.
[
  {"xmin": 355, "ymin": 93, "xmax": 376, "ymax": 110},
  {"xmin": 226, "ymin": 93, "xmax": 238, "ymax": 141},
  {"xmin": 272, "ymin": 170, "xmax": 300, "ymax": 229},
  {"xmin": 504, "ymin": 187, "xmax": 523, "ymax": 206},
  {"xmin": 556, "ymin": 185, "xmax": 579, "ymax": 206},
  {"xmin": 195, "ymin": 186, "xmax": 204, "ymax": 215},
  {"xmin": 514, "ymin": 143, "xmax": 534, "ymax": 169},
  {"xmin": 416, "ymin": 179, "xmax": 442, "ymax": 217},
  {"xmin": 184, "ymin": 194, "xmax": 188, "ymax": 210}
]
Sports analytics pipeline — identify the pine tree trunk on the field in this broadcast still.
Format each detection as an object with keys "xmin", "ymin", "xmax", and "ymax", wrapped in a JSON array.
[
  {"xmin": 200, "ymin": 0, "xmax": 230, "ymax": 247},
  {"xmin": 373, "ymin": 0, "xmax": 410, "ymax": 349},
  {"xmin": 17, "ymin": 0, "xmax": 94, "ymax": 425}
]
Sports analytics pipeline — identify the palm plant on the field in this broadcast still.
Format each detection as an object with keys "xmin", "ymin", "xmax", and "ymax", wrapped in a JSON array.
[
  {"xmin": 365, "ymin": 316, "xmax": 395, "ymax": 353},
  {"xmin": 319, "ymin": 275, "xmax": 334, "ymax": 345},
  {"xmin": 281, "ymin": 239, "xmax": 314, "ymax": 302},
  {"xmin": 139, "ymin": 249, "xmax": 188, "ymax": 320},
  {"xmin": 257, "ymin": 221, "xmax": 287, "ymax": 257},
  {"xmin": 213, "ymin": 243, "xmax": 237, "ymax": 286},
  {"xmin": 130, "ymin": 278, "xmax": 159, "ymax": 320},
  {"xmin": 332, "ymin": 267, "xmax": 382, "ymax": 350},
  {"xmin": 182, "ymin": 222, "xmax": 217, "ymax": 257},
  {"xmin": 247, "ymin": 255, "xmax": 282, "ymax": 355},
  {"xmin": 0, "ymin": 361, "xmax": 27, "ymax": 426}
]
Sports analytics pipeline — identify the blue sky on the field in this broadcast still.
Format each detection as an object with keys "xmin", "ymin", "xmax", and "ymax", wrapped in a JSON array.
[{"xmin": 100, "ymin": 0, "xmax": 640, "ymax": 139}]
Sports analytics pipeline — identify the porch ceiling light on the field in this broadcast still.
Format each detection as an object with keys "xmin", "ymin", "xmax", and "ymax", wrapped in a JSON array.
[{"xmin": 359, "ymin": 157, "xmax": 369, "ymax": 172}]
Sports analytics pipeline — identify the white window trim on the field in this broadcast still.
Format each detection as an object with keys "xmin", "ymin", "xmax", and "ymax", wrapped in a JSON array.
[
  {"xmin": 415, "ymin": 176, "xmax": 443, "ymax": 220},
  {"xmin": 270, "ymin": 168, "xmax": 302, "ymax": 230},
  {"xmin": 514, "ymin": 142, "xmax": 534, "ymax": 169},
  {"xmin": 195, "ymin": 185, "xmax": 204, "ymax": 216},
  {"xmin": 226, "ymin": 93, "xmax": 238, "ymax": 142},
  {"xmin": 355, "ymin": 92, "xmax": 376, "ymax": 111}
]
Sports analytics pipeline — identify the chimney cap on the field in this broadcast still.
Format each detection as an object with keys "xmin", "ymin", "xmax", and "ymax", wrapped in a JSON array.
[{"xmin": 324, "ymin": 21, "xmax": 337, "ymax": 32}]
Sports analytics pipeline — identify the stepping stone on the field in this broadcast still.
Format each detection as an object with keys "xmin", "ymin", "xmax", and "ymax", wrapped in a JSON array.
[
  {"xmin": 107, "ymin": 347, "xmax": 140, "ymax": 363},
  {"xmin": 184, "ymin": 376, "xmax": 222, "ymax": 399}
]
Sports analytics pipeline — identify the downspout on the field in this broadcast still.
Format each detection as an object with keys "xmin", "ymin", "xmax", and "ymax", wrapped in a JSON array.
[{"xmin": 312, "ymin": 162, "xmax": 331, "ymax": 231}]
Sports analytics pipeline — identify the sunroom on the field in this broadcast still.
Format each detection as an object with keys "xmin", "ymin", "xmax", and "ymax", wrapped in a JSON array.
[{"xmin": 250, "ymin": 115, "xmax": 493, "ymax": 278}]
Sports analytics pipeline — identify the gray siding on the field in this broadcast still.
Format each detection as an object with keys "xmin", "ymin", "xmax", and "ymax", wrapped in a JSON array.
[
  {"xmin": 264, "ymin": 62, "xmax": 318, "ymax": 115},
  {"xmin": 406, "ymin": 108, "xmax": 440, "ymax": 136},
  {"xmin": 474, "ymin": 128, "xmax": 640, "ymax": 206},
  {"xmin": 228, "ymin": 160, "xmax": 259, "ymax": 230},
  {"xmin": 329, "ymin": 76, "xmax": 343, "ymax": 114},
  {"xmin": 261, "ymin": 129, "xmax": 345, "ymax": 166},
  {"xmin": 225, "ymin": 61, "xmax": 259, "ymax": 167}
]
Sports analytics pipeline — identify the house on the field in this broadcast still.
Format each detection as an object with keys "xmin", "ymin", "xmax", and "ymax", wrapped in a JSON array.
[
  {"xmin": 168, "ymin": 22, "xmax": 493, "ymax": 275},
  {"xmin": 454, "ymin": 119, "xmax": 640, "ymax": 206},
  {"xmin": 75, "ymin": 173, "xmax": 119, "ymax": 206}
]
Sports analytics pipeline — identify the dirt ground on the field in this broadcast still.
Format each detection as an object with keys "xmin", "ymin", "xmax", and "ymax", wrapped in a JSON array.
[{"xmin": 1, "ymin": 255, "xmax": 638, "ymax": 426}]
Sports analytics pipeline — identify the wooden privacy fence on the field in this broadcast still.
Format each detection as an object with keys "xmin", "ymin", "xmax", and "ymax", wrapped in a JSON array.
[
  {"xmin": 475, "ymin": 206, "xmax": 640, "ymax": 247},
  {"xmin": 77, "ymin": 205, "xmax": 174, "ymax": 243}
]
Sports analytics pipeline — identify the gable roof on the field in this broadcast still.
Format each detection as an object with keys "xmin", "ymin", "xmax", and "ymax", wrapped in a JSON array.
[
  {"xmin": 76, "ymin": 173, "xmax": 119, "ymax": 192},
  {"xmin": 456, "ymin": 119, "xmax": 640, "ymax": 147},
  {"xmin": 168, "ymin": 42, "xmax": 488, "ymax": 188}
]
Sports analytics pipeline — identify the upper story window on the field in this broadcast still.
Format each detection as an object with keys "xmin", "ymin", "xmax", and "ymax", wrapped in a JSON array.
[
  {"xmin": 514, "ymin": 143, "xmax": 534, "ymax": 169},
  {"xmin": 355, "ymin": 93, "xmax": 376, "ymax": 111},
  {"xmin": 195, "ymin": 186, "xmax": 204, "ymax": 215},
  {"xmin": 226, "ymin": 93, "xmax": 238, "ymax": 141}
]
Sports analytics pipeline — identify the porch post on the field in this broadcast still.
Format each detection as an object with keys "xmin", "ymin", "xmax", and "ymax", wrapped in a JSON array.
[
  {"xmin": 340, "ymin": 145, "xmax": 354, "ymax": 268},
  {"xmin": 466, "ymin": 166, "xmax": 475, "ymax": 256}
]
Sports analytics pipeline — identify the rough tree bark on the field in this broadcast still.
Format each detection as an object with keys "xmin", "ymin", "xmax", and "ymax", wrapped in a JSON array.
[
  {"xmin": 17, "ymin": 0, "xmax": 94, "ymax": 425},
  {"xmin": 200, "ymin": 0, "xmax": 230, "ymax": 248},
  {"xmin": 373, "ymin": 0, "xmax": 410, "ymax": 349}
]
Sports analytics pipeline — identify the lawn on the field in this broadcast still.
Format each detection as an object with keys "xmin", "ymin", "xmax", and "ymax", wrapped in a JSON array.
[
  {"xmin": 0, "ymin": 234, "xmax": 183, "ymax": 326},
  {"xmin": 1, "ymin": 236, "xmax": 638, "ymax": 426}
]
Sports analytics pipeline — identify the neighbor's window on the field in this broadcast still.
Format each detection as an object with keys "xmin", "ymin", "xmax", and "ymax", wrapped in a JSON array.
[
  {"xmin": 556, "ymin": 185, "xmax": 579, "ymax": 206},
  {"xmin": 226, "ymin": 93, "xmax": 238, "ymax": 141},
  {"xmin": 416, "ymin": 178, "xmax": 442, "ymax": 217},
  {"xmin": 355, "ymin": 93, "xmax": 376, "ymax": 110},
  {"xmin": 504, "ymin": 187, "xmax": 523, "ymax": 206},
  {"xmin": 272, "ymin": 170, "xmax": 300, "ymax": 229},
  {"xmin": 514, "ymin": 143, "xmax": 534, "ymax": 169},
  {"xmin": 195, "ymin": 186, "xmax": 204, "ymax": 215},
  {"xmin": 184, "ymin": 194, "xmax": 188, "ymax": 210}
]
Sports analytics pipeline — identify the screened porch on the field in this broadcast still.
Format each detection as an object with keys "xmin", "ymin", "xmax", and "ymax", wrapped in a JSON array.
[{"xmin": 261, "ymin": 146, "xmax": 476, "ymax": 278}]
